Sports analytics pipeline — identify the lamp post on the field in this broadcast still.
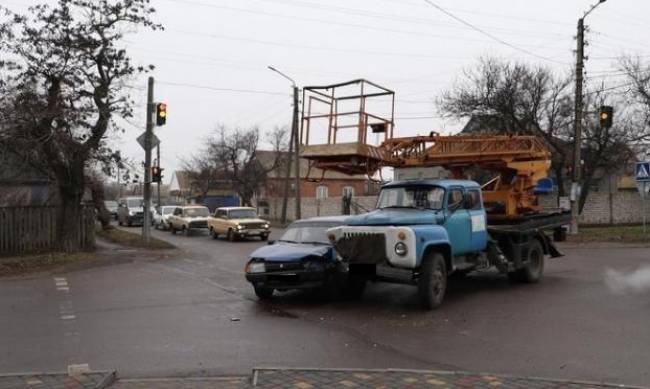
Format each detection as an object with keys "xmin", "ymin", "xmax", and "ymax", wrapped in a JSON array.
[
  {"xmin": 268, "ymin": 66, "xmax": 301, "ymax": 223},
  {"xmin": 570, "ymin": 0, "xmax": 606, "ymax": 235}
]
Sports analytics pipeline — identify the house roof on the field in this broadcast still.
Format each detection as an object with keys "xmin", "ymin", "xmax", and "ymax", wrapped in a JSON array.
[
  {"xmin": 169, "ymin": 170, "xmax": 191, "ymax": 191},
  {"xmin": 256, "ymin": 150, "xmax": 368, "ymax": 181}
]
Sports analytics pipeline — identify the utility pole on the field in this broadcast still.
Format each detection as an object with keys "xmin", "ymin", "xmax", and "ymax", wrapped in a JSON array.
[
  {"xmin": 292, "ymin": 85, "xmax": 301, "ymax": 220},
  {"xmin": 570, "ymin": 0, "xmax": 606, "ymax": 235},
  {"xmin": 570, "ymin": 17, "xmax": 584, "ymax": 235},
  {"xmin": 269, "ymin": 66, "xmax": 301, "ymax": 223},
  {"xmin": 142, "ymin": 76, "xmax": 154, "ymax": 243}
]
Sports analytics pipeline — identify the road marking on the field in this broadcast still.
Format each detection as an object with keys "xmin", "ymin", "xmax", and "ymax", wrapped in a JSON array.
[
  {"xmin": 57, "ymin": 287, "xmax": 70, "ymax": 292},
  {"xmin": 61, "ymin": 314, "xmax": 76, "ymax": 320}
]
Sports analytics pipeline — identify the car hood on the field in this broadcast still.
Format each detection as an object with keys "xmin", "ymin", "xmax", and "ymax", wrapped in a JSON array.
[
  {"xmin": 184, "ymin": 216, "xmax": 209, "ymax": 221},
  {"xmin": 250, "ymin": 242, "xmax": 331, "ymax": 262},
  {"xmin": 235, "ymin": 218, "xmax": 268, "ymax": 224},
  {"xmin": 345, "ymin": 208, "xmax": 443, "ymax": 226}
]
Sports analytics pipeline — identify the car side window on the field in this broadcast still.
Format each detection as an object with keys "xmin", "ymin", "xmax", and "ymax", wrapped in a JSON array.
[
  {"xmin": 217, "ymin": 210, "xmax": 226, "ymax": 219},
  {"xmin": 466, "ymin": 189, "xmax": 482, "ymax": 210},
  {"xmin": 447, "ymin": 188, "xmax": 464, "ymax": 210},
  {"xmin": 174, "ymin": 208, "xmax": 181, "ymax": 216}
]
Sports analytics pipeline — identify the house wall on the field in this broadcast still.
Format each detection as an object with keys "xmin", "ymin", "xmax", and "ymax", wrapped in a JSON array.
[{"xmin": 263, "ymin": 178, "xmax": 371, "ymax": 198}]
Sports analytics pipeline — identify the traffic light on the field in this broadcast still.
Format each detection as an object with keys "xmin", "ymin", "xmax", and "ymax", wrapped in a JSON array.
[
  {"xmin": 599, "ymin": 105, "xmax": 613, "ymax": 129},
  {"xmin": 151, "ymin": 166, "xmax": 163, "ymax": 183},
  {"xmin": 156, "ymin": 102, "xmax": 167, "ymax": 126}
]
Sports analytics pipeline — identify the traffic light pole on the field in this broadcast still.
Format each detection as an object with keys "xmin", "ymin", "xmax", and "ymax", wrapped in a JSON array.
[
  {"xmin": 293, "ymin": 85, "xmax": 301, "ymax": 221},
  {"xmin": 156, "ymin": 144, "xmax": 161, "ymax": 208},
  {"xmin": 142, "ymin": 76, "xmax": 154, "ymax": 243}
]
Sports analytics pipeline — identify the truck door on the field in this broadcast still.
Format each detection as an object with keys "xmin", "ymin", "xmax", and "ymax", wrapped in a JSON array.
[
  {"xmin": 466, "ymin": 188, "xmax": 488, "ymax": 251},
  {"xmin": 444, "ymin": 187, "xmax": 472, "ymax": 256}
]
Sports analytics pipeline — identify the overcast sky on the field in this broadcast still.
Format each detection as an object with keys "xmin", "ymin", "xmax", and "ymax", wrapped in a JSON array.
[{"xmin": 6, "ymin": 0, "xmax": 650, "ymax": 182}]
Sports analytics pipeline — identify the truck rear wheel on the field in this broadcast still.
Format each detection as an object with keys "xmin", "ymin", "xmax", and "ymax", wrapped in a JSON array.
[
  {"xmin": 508, "ymin": 239, "xmax": 544, "ymax": 283},
  {"xmin": 418, "ymin": 252, "xmax": 447, "ymax": 310}
]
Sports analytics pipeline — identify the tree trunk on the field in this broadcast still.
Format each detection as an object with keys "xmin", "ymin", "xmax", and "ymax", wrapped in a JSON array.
[
  {"xmin": 578, "ymin": 174, "xmax": 594, "ymax": 214},
  {"xmin": 553, "ymin": 164, "xmax": 566, "ymax": 199},
  {"xmin": 88, "ymin": 175, "xmax": 113, "ymax": 230},
  {"xmin": 57, "ymin": 188, "xmax": 85, "ymax": 252}
]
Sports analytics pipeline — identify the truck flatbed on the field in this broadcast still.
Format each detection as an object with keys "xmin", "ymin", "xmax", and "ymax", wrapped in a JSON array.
[{"xmin": 487, "ymin": 210, "xmax": 571, "ymax": 234}]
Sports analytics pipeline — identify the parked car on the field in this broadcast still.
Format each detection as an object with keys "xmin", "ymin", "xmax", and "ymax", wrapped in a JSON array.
[
  {"xmin": 117, "ymin": 197, "xmax": 145, "ymax": 226},
  {"xmin": 154, "ymin": 205, "xmax": 176, "ymax": 230},
  {"xmin": 244, "ymin": 216, "xmax": 362, "ymax": 300},
  {"xmin": 168, "ymin": 205, "xmax": 210, "ymax": 235},
  {"xmin": 208, "ymin": 207, "xmax": 270, "ymax": 241},
  {"xmin": 104, "ymin": 200, "xmax": 118, "ymax": 220}
]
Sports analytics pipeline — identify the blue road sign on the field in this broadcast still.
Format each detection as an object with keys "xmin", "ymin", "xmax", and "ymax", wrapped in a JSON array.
[{"xmin": 636, "ymin": 161, "xmax": 650, "ymax": 182}]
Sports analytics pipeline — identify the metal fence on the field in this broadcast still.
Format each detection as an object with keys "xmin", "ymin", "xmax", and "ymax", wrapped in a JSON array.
[{"xmin": 0, "ymin": 206, "xmax": 95, "ymax": 256}]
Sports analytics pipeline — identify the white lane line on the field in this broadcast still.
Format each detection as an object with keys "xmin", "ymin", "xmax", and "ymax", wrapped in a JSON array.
[
  {"xmin": 54, "ymin": 277, "xmax": 67, "ymax": 282},
  {"xmin": 57, "ymin": 287, "xmax": 70, "ymax": 292},
  {"xmin": 60, "ymin": 315, "xmax": 76, "ymax": 320}
]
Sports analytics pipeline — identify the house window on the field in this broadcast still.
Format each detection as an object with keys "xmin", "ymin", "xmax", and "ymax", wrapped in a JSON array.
[
  {"xmin": 316, "ymin": 185, "xmax": 328, "ymax": 200},
  {"xmin": 342, "ymin": 186, "xmax": 355, "ymax": 197}
]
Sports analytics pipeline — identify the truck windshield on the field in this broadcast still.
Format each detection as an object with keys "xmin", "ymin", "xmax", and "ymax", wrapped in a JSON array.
[{"xmin": 377, "ymin": 186, "xmax": 445, "ymax": 210}]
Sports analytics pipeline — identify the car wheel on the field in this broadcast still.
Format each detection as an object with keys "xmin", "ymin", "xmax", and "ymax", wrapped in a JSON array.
[
  {"xmin": 170, "ymin": 225, "xmax": 176, "ymax": 234},
  {"xmin": 118, "ymin": 219, "xmax": 123, "ymax": 226},
  {"xmin": 254, "ymin": 284, "xmax": 274, "ymax": 300},
  {"xmin": 127, "ymin": 220, "xmax": 132, "ymax": 227},
  {"xmin": 260, "ymin": 234, "xmax": 269, "ymax": 241},
  {"xmin": 182, "ymin": 226, "xmax": 188, "ymax": 236},
  {"xmin": 227, "ymin": 229, "xmax": 235, "ymax": 242},
  {"xmin": 210, "ymin": 227, "xmax": 219, "ymax": 240},
  {"xmin": 508, "ymin": 239, "xmax": 544, "ymax": 284},
  {"xmin": 418, "ymin": 252, "xmax": 447, "ymax": 310}
]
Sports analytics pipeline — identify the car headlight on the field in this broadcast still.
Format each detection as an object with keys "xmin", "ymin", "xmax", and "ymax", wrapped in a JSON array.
[
  {"xmin": 246, "ymin": 262, "xmax": 265, "ymax": 274},
  {"xmin": 128, "ymin": 210, "xmax": 135, "ymax": 216},
  {"xmin": 263, "ymin": 223, "xmax": 270, "ymax": 229},
  {"xmin": 394, "ymin": 242, "xmax": 408, "ymax": 256},
  {"xmin": 237, "ymin": 225, "xmax": 244, "ymax": 230}
]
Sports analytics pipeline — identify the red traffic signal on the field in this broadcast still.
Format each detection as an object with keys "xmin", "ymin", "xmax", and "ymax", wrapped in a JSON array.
[
  {"xmin": 156, "ymin": 103, "xmax": 167, "ymax": 126},
  {"xmin": 151, "ymin": 166, "xmax": 163, "ymax": 183}
]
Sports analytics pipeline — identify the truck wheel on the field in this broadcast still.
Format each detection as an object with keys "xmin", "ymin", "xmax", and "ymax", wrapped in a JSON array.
[
  {"xmin": 418, "ymin": 252, "xmax": 447, "ymax": 310},
  {"xmin": 254, "ymin": 285, "xmax": 274, "ymax": 300},
  {"xmin": 508, "ymin": 239, "xmax": 544, "ymax": 283}
]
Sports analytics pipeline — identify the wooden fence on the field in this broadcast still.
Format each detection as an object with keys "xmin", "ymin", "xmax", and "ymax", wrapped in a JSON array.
[{"xmin": 0, "ymin": 206, "xmax": 95, "ymax": 256}]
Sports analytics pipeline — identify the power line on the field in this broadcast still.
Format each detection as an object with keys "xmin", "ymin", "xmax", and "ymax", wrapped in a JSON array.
[
  {"xmin": 421, "ymin": 0, "xmax": 568, "ymax": 65},
  {"xmin": 156, "ymin": 80, "xmax": 289, "ymax": 96}
]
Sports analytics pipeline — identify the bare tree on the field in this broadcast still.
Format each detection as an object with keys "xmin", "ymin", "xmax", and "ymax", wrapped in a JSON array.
[
  {"xmin": 439, "ymin": 57, "xmax": 574, "ymax": 196},
  {"xmin": 184, "ymin": 125, "xmax": 288, "ymax": 206},
  {"xmin": 0, "ymin": 1, "xmax": 161, "ymax": 251}
]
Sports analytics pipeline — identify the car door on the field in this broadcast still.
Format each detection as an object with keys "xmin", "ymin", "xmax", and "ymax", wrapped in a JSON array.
[
  {"xmin": 443, "ymin": 187, "xmax": 472, "ymax": 256},
  {"xmin": 215, "ymin": 210, "xmax": 228, "ymax": 233},
  {"xmin": 171, "ymin": 207, "xmax": 182, "ymax": 228},
  {"xmin": 466, "ymin": 188, "xmax": 488, "ymax": 252}
]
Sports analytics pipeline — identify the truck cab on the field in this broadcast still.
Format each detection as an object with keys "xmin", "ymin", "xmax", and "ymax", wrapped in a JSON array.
[{"xmin": 329, "ymin": 179, "xmax": 559, "ymax": 309}]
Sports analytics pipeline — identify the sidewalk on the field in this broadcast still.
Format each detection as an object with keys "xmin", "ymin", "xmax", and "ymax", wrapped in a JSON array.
[
  {"xmin": 0, "ymin": 371, "xmax": 115, "ymax": 389},
  {"xmin": 2, "ymin": 369, "xmax": 643, "ymax": 388}
]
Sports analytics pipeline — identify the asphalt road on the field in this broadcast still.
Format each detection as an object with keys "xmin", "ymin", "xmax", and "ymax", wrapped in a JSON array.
[{"xmin": 1, "ymin": 225, "xmax": 649, "ymax": 387}]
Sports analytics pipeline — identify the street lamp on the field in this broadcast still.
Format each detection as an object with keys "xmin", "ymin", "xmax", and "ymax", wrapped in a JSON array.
[
  {"xmin": 571, "ymin": 0, "xmax": 606, "ymax": 235},
  {"xmin": 268, "ymin": 66, "xmax": 301, "ymax": 223}
]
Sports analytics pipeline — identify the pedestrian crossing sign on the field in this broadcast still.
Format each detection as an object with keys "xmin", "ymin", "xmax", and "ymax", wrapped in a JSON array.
[{"xmin": 636, "ymin": 161, "xmax": 650, "ymax": 182}]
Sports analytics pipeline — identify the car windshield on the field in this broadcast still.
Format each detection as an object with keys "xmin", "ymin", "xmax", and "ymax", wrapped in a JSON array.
[
  {"xmin": 162, "ymin": 207, "xmax": 175, "ymax": 215},
  {"xmin": 377, "ymin": 186, "xmax": 445, "ymax": 210},
  {"xmin": 279, "ymin": 223, "xmax": 340, "ymax": 244},
  {"xmin": 127, "ymin": 199, "xmax": 144, "ymax": 208},
  {"xmin": 104, "ymin": 201, "xmax": 117, "ymax": 208},
  {"xmin": 229, "ymin": 209, "xmax": 257, "ymax": 219},
  {"xmin": 184, "ymin": 207, "xmax": 209, "ymax": 217}
]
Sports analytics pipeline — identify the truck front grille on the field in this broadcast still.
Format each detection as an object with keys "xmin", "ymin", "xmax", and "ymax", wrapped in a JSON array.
[{"xmin": 335, "ymin": 232, "xmax": 387, "ymax": 264}]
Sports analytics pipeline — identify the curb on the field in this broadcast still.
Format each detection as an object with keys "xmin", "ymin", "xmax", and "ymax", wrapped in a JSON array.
[
  {"xmin": 97, "ymin": 370, "xmax": 118, "ymax": 389},
  {"xmin": 0, "ymin": 370, "xmax": 117, "ymax": 389},
  {"xmin": 250, "ymin": 367, "xmax": 647, "ymax": 388}
]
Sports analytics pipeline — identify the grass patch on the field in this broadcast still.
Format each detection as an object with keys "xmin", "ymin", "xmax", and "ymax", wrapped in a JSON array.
[
  {"xmin": 97, "ymin": 228, "xmax": 175, "ymax": 250},
  {"xmin": 0, "ymin": 252, "xmax": 96, "ymax": 277},
  {"xmin": 569, "ymin": 225, "xmax": 650, "ymax": 244}
]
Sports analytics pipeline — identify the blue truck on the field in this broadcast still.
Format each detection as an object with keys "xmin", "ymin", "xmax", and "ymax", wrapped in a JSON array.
[{"xmin": 328, "ymin": 179, "xmax": 568, "ymax": 309}]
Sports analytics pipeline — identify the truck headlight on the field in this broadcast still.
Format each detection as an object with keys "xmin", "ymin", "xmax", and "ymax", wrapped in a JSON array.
[
  {"xmin": 394, "ymin": 242, "xmax": 408, "ymax": 256},
  {"xmin": 246, "ymin": 262, "xmax": 265, "ymax": 274}
]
